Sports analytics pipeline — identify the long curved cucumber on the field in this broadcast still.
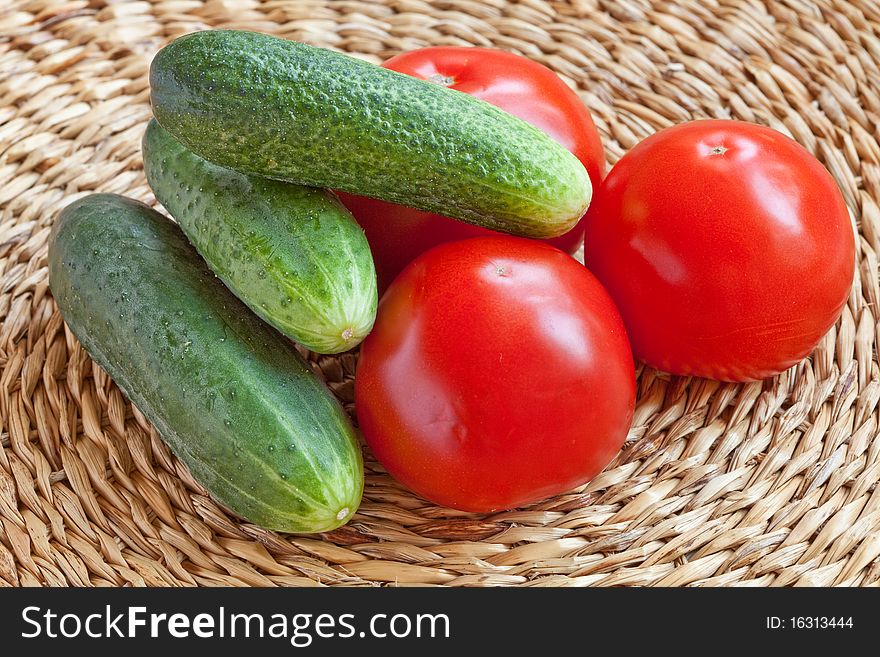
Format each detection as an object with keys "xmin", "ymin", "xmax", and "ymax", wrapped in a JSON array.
[
  {"xmin": 149, "ymin": 30, "xmax": 591, "ymax": 239},
  {"xmin": 48, "ymin": 194, "xmax": 363, "ymax": 533},
  {"xmin": 142, "ymin": 119, "xmax": 376, "ymax": 354}
]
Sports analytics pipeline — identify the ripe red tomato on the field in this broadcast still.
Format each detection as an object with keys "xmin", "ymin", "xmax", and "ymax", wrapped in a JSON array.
[
  {"xmin": 583, "ymin": 120, "xmax": 855, "ymax": 382},
  {"xmin": 339, "ymin": 46, "xmax": 605, "ymax": 292},
  {"xmin": 355, "ymin": 236, "xmax": 635, "ymax": 512}
]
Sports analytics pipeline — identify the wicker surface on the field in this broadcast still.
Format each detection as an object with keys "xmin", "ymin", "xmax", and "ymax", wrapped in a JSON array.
[{"xmin": 1, "ymin": 0, "xmax": 879, "ymax": 587}]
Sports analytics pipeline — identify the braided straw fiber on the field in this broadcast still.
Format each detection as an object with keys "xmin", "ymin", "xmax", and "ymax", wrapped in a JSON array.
[{"xmin": 1, "ymin": 0, "xmax": 879, "ymax": 588}]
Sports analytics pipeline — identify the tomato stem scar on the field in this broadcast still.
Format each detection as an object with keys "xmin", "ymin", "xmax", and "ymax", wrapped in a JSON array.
[{"xmin": 427, "ymin": 73, "xmax": 455, "ymax": 87}]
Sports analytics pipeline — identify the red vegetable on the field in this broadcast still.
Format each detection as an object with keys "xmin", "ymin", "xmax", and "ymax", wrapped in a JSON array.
[
  {"xmin": 340, "ymin": 46, "xmax": 605, "ymax": 292},
  {"xmin": 355, "ymin": 237, "xmax": 635, "ymax": 512},
  {"xmin": 583, "ymin": 120, "xmax": 855, "ymax": 381}
]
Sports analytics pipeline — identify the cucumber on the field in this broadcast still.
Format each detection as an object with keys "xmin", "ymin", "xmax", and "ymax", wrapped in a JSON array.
[
  {"xmin": 142, "ymin": 119, "xmax": 376, "ymax": 354},
  {"xmin": 149, "ymin": 30, "xmax": 591, "ymax": 239},
  {"xmin": 48, "ymin": 194, "xmax": 363, "ymax": 533}
]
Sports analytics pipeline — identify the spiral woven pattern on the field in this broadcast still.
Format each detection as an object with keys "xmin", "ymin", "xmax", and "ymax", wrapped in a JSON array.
[{"xmin": 1, "ymin": 0, "xmax": 879, "ymax": 587}]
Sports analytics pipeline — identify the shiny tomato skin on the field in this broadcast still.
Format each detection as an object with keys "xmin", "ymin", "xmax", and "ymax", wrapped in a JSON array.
[
  {"xmin": 582, "ymin": 120, "xmax": 855, "ymax": 382},
  {"xmin": 339, "ymin": 46, "xmax": 605, "ymax": 292},
  {"xmin": 355, "ymin": 236, "xmax": 635, "ymax": 512}
]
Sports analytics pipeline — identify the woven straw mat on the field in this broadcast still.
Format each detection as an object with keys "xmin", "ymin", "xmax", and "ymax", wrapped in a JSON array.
[{"xmin": 1, "ymin": 0, "xmax": 879, "ymax": 588}]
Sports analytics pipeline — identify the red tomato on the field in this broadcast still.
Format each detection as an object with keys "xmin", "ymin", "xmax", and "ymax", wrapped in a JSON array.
[
  {"xmin": 339, "ymin": 46, "xmax": 605, "ymax": 292},
  {"xmin": 583, "ymin": 120, "xmax": 855, "ymax": 382},
  {"xmin": 355, "ymin": 236, "xmax": 635, "ymax": 512}
]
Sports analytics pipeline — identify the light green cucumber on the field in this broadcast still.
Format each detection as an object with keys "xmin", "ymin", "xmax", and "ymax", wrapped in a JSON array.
[
  {"xmin": 142, "ymin": 119, "xmax": 376, "ymax": 354},
  {"xmin": 48, "ymin": 194, "xmax": 363, "ymax": 533},
  {"xmin": 149, "ymin": 29, "xmax": 591, "ymax": 239}
]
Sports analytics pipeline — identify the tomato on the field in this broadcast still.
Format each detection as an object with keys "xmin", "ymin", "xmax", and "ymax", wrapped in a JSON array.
[
  {"xmin": 582, "ymin": 120, "xmax": 855, "ymax": 382},
  {"xmin": 355, "ymin": 236, "xmax": 635, "ymax": 512},
  {"xmin": 339, "ymin": 46, "xmax": 605, "ymax": 292}
]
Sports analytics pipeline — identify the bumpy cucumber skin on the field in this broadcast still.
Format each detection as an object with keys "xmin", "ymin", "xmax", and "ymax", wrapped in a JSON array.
[
  {"xmin": 48, "ymin": 194, "xmax": 363, "ymax": 533},
  {"xmin": 149, "ymin": 30, "xmax": 591, "ymax": 239},
  {"xmin": 142, "ymin": 120, "xmax": 376, "ymax": 354}
]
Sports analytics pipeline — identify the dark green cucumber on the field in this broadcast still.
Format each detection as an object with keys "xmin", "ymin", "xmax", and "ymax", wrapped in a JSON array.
[
  {"xmin": 48, "ymin": 194, "xmax": 363, "ymax": 533},
  {"xmin": 149, "ymin": 30, "xmax": 591, "ymax": 239},
  {"xmin": 142, "ymin": 119, "xmax": 376, "ymax": 354}
]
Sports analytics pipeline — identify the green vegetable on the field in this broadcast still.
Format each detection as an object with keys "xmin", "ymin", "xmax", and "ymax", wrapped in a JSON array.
[
  {"xmin": 142, "ymin": 119, "xmax": 376, "ymax": 354},
  {"xmin": 149, "ymin": 29, "xmax": 591, "ymax": 239},
  {"xmin": 48, "ymin": 194, "xmax": 363, "ymax": 533}
]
